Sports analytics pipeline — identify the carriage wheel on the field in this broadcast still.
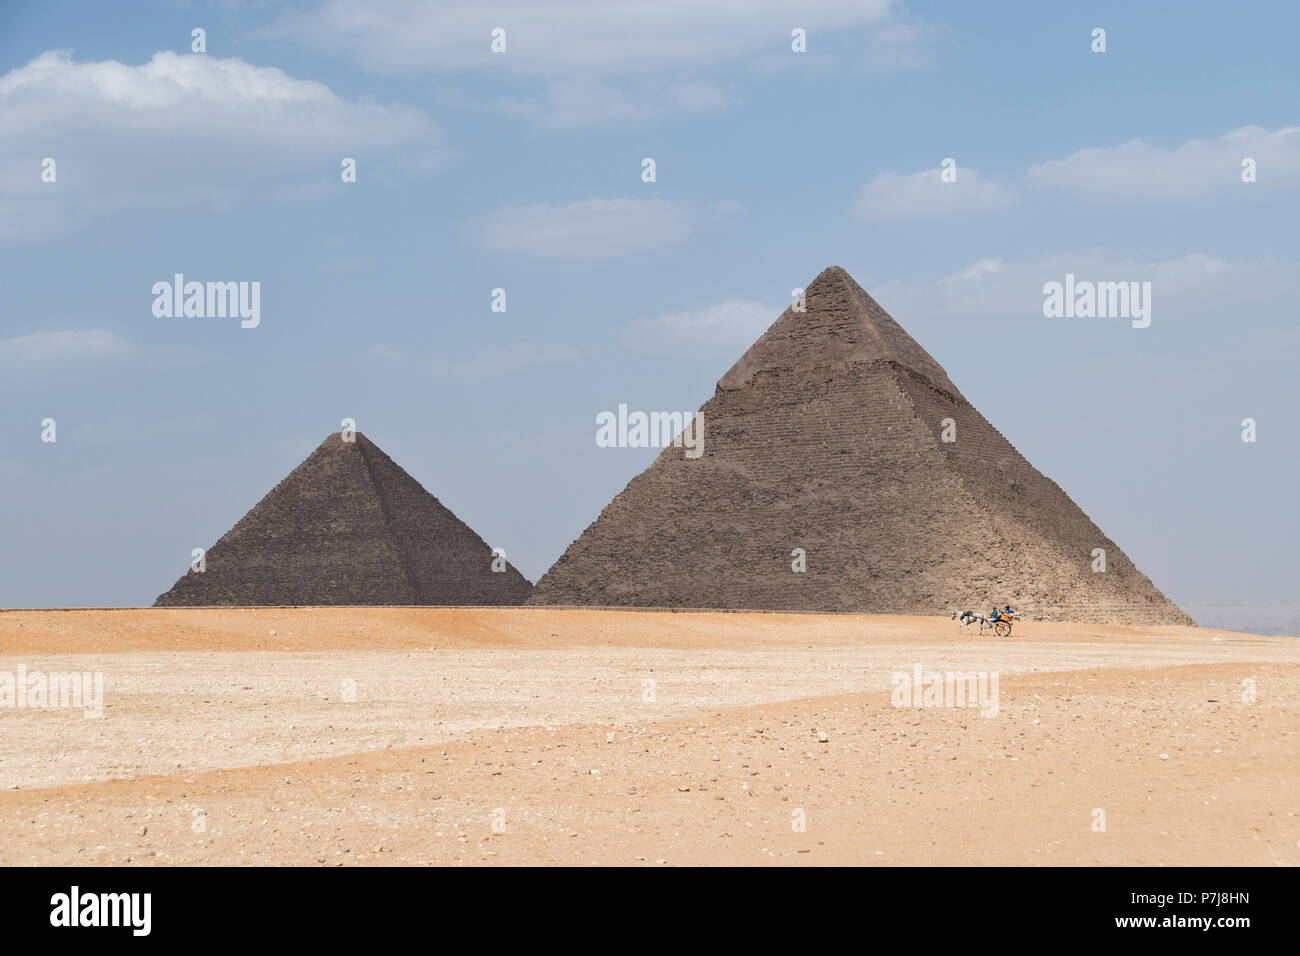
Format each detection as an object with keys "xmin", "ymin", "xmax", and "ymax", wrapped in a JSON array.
[{"xmin": 994, "ymin": 619, "xmax": 1011, "ymax": 637}]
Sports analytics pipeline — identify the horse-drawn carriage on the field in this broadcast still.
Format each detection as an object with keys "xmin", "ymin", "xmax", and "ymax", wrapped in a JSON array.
[{"xmin": 951, "ymin": 606, "xmax": 1018, "ymax": 636}]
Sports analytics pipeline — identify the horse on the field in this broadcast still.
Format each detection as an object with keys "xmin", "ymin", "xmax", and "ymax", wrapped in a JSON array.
[{"xmin": 951, "ymin": 609, "xmax": 985, "ymax": 629}]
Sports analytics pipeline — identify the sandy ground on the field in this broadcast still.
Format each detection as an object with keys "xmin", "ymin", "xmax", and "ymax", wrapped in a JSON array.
[{"xmin": 0, "ymin": 607, "xmax": 1296, "ymax": 866}]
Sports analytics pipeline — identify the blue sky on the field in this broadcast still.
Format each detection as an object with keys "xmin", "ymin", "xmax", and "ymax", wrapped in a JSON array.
[{"xmin": 1, "ymin": 1, "xmax": 1297, "ymax": 620}]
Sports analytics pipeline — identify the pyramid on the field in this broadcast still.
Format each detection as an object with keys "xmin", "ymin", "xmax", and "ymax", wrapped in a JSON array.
[
  {"xmin": 154, "ymin": 432, "xmax": 532, "ymax": 606},
  {"xmin": 529, "ymin": 266, "xmax": 1190, "ymax": 624}
]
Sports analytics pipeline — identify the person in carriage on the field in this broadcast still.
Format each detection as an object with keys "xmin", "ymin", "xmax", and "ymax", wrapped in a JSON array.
[{"xmin": 983, "ymin": 605, "xmax": 1016, "ymax": 634}]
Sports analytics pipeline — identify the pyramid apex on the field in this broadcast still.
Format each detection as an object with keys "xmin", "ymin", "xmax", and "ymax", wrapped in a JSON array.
[
  {"xmin": 313, "ymin": 430, "xmax": 372, "ymax": 451},
  {"xmin": 805, "ymin": 265, "xmax": 850, "ymax": 288},
  {"xmin": 718, "ymin": 265, "xmax": 958, "ymax": 394}
]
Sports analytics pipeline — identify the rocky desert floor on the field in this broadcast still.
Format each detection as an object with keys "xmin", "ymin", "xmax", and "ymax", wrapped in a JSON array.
[{"xmin": 0, "ymin": 607, "xmax": 1296, "ymax": 866}]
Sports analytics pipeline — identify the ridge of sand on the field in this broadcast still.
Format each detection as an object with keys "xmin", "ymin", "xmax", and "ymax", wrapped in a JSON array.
[{"xmin": 0, "ymin": 606, "xmax": 1267, "ymax": 655}]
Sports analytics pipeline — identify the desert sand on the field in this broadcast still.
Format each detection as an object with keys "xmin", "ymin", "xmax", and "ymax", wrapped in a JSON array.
[{"xmin": 0, "ymin": 607, "xmax": 1296, "ymax": 866}]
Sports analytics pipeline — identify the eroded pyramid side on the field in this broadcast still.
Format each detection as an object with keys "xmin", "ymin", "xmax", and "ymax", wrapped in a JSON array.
[
  {"xmin": 892, "ymin": 366, "xmax": 1190, "ymax": 622},
  {"xmin": 529, "ymin": 360, "xmax": 980, "ymax": 610},
  {"xmin": 355, "ymin": 436, "xmax": 533, "ymax": 605},
  {"xmin": 529, "ymin": 267, "xmax": 1189, "ymax": 624}
]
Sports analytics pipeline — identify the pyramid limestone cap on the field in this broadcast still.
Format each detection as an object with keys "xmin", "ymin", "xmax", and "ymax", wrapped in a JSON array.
[{"xmin": 718, "ymin": 266, "xmax": 959, "ymax": 395}]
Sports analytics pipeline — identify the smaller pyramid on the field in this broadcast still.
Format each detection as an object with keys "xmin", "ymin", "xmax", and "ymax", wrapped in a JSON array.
[{"xmin": 154, "ymin": 432, "xmax": 532, "ymax": 606}]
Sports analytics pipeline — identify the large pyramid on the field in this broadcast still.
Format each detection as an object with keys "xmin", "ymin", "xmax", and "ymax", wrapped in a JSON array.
[
  {"xmin": 530, "ymin": 266, "xmax": 1190, "ymax": 624},
  {"xmin": 155, "ymin": 432, "xmax": 532, "ymax": 606}
]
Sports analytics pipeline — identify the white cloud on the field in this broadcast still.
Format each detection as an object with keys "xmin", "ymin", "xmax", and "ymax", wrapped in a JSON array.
[
  {"xmin": 872, "ymin": 251, "xmax": 1300, "ymax": 334},
  {"xmin": 0, "ymin": 50, "xmax": 443, "ymax": 238},
  {"xmin": 263, "ymin": 0, "xmax": 899, "ymax": 77},
  {"xmin": 263, "ymin": 2, "xmax": 929, "ymax": 126},
  {"xmin": 0, "ymin": 329, "xmax": 198, "ymax": 385},
  {"xmin": 853, "ymin": 168, "xmax": 1017, "ymax": 221},
  {"xmin": 860, "ymin": 19, "xmax": 932, "ymax": 70},
  {"xmin": 1026, "ymin": 126, "xmax": 1300, "ymax": 201},
  {"xmin": 464, "ymin": 198, "xmax": 694, "ymax": 258},
  {"xmin": 938, "ymin": 257, "xmax": 1006, "ymax": 284},
  {"xmin": 0, "ymin": 329, "xmax": 134, "ymax": 363},
  {"xmin": 624, "ymin": 299, "xmax": 777, "ymax": 351}
]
